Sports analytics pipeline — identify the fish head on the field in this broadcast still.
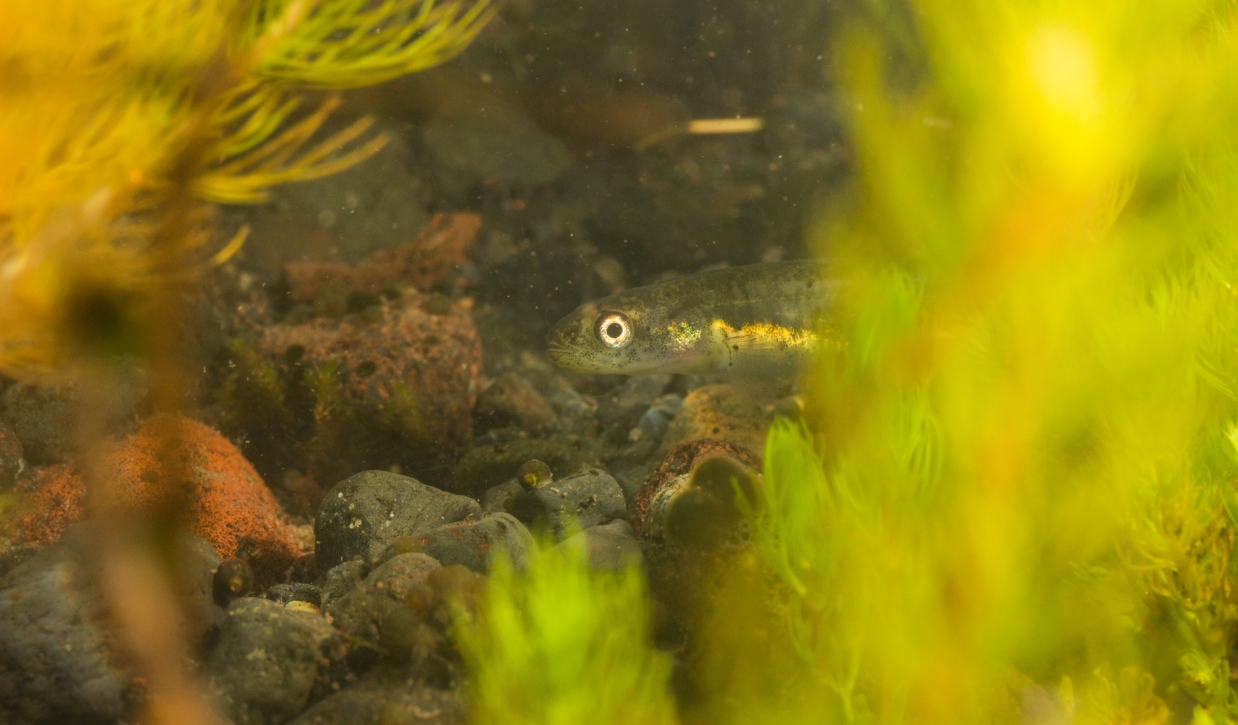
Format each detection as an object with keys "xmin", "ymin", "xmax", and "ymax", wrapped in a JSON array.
[{"xmin": 546, "ymin": 297, "xmax": 709, "ymax": 375}]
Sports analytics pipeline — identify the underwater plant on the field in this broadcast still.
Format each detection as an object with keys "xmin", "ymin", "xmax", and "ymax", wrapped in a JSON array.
[
  {"xmin": 681, "ymin": 1, "xmax": 1238, "ymax": 723},
  {"xmin": 0, "ymin": 3, "xmax": 493, "ymax": 723},
  {"xmin": 455, "ymin": 541, "xmax": 677, "ymax": 725},
  {"xmin": 0, "ymin": 0, "xmax": 494, "ymax": 380}
]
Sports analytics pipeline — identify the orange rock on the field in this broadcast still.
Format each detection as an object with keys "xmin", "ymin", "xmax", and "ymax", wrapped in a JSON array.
[
  {"xmin": 15, "ymin": 416, "xmax": 303, "ymax": 584},
  {"xmin": 15, "ymin": 463, "xmax": 84, "ymax": 546}
]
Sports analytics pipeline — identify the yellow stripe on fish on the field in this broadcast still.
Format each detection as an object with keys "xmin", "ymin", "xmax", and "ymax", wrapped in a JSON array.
[{"xmin": 546, "ymin": 260, "xmax": 838, "ymax": 379}]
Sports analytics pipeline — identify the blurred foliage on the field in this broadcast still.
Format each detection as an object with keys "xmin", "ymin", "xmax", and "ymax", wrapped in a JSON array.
[
  {"xmin": 683, "ymin": 0, "xmax": 1238, "ymax": 723},
  {"xmin": 0, "ymin": 0, "xmax": 493, "ymax": 379},
  {"xmin": 454, "ymin": 541, "xmax": 677, "ymax": 725},
  {"xmin": 449, "ymin": 3, "xmax": 1238, "ymax": 723}
]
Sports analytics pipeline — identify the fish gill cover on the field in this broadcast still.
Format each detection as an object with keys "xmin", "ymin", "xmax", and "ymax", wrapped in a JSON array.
[{"xmin": 466, "ymin": 2, "xmax": 1238, "ymax": 725}]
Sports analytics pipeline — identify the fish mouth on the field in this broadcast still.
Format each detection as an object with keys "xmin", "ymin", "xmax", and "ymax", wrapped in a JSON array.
[{"xmin": 545, "ymin": 343, "xmax": 574, "ymax": 361}]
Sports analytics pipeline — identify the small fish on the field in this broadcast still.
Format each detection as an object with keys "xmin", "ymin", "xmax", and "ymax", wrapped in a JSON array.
[{"xmin": 546, "ymin": 260, "xmax": 838, "ymax": 378}]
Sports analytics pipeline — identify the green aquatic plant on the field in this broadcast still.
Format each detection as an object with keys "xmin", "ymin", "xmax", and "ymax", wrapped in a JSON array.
[
  {"xmin": 691, "ymin": 1, "xmax": 1238, "ymax": 723},
  {"xmin": 454, "ymin": 541, "xmax": 677, "ymax": 725}
]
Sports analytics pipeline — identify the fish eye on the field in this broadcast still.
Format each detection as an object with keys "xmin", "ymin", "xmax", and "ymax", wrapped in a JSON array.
[{"xmin": 595, "ymin": 312, "xmax": 632, "ymax": 349}]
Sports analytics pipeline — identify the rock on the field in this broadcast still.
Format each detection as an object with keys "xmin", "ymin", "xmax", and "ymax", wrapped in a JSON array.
[
  {"xmin": 554, "ymin": 520, "xmax": 643, "ymax": 571},
  {"xmin": 543, "ymin": 382, "xmax": 599, "ymax": 434},
  {"xmin": 266, "ymin": 583, "xmax": 323, "ymax": 608},
  {"xmin": 226, "ymin": 288, "xmax": 483, "ymax": 488},
  {"xmin": 12, "ymin": 416, "xmax": 305, "ymax": 587},
  {"xmin": 326, "ymin": 553, "xmax": 440, "ymax": 655},
  {"xmin": 378, "ymin": 565, "xmax": 486, "ymax": 679},
  {"xmin": 611, "ymin": 459, "xmax": 660, "ymax": 506},
  {"xmin": 371, "ymin": 535, "xmax": 430, "ymax": 569},
  {"xmin": 450, "ymin": 434, "xmax": 598, "ymax": 494},
  {"xmin": 420, "ymin": 114, "xmax": 573, "ymax": 203},
  {"xmin": 0, "ymin": 418, "xmax": 25, "ymax": 491},
  {"xmin": 480, "ymin": 479, "xmax": 523, "ymax": 514},
  {"xmin": 319, "ymin": 560, "xmax": 370, "ymax": 609},
  {"xmin": 180, "ymin": 534, "xmax": 227, "ymax": 650},
  {"xmin": 207, "ymin": 598, "xmax": 342, "ymax": 725},
  {"xmin": 632, "ymin": 394, "xmax": 682, "ymax": 445},
  {"xmin": 0, "ymin": 379, "xmax": 145, "ymax": 465},
  {"xmin": 0, "ymin": 383, "xmax": 75, "ymax": 465},
  {"xmin": 595, "ymin": 375, "xmax": 671, "ymax": 431},
  {"xmin": 639, "ymin": 454, "xmax": 760, "ymax": 550},
  {"xmin": 630, "ymin": 439, "xmax": 762, "ymax": 536},
  {"xmin": 586, "ymin": 178, "xmax": 755, "ymax": 279},
  {"xmin": 234, "ymin": 124, "xmax": 432, "ymax": 275},
  {"xmin": 474, "ymin": 373, "xmax": 556, "ymax": 432},
  {"xmin": 0, "ymin": 546, "xmax": 38, "ymax": 580},
  {"xmin": 0, "ymin": 523, "xmax": 219, "ymax": 724},
  {"xmin": 287, "ymin": 673, "xmax": 462, "ymax": 725},
  {"xmin": 415, "ymin": 513, "xmax": 533, "ymax": 573},
  {"xmin": 661, "ymin": 384, "xmax": 777, "ymax": 454},
  {"xmin": 177, "ymin": 293, "xmax": 231, "ymax": 406},
  {"xmin": 314, "ymin": 471, "xmax": 480, "ymax": 569},
  {"xmin": 283, "ymin": 212, "xmax": 481, "ymax": 305},
  {"xmin": 510, "ymin": 468, "xmax": 626, "ymax": 538}
]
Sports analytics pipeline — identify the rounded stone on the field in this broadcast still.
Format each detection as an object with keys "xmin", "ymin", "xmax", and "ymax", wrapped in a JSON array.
[{"xmin": 314, "ymin": 470, "xmax": 480, "ymax": 570}]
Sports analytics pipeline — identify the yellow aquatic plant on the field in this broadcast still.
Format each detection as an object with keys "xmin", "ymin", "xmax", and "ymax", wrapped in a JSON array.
[
  {"xmin": 0, "ymin": 0, "xmax": 494, "ymax": 379},
  {"xmin": 683, "ymin": 1, "xmax": 1238, "ymax": 723}
]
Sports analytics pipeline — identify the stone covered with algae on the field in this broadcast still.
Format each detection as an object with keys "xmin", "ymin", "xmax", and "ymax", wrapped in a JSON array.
[
  {"xmin": 629, "ymin": 438, "xmax": 761, "ymax": 536},
  {"xmin": 12, "ymin": 415, "xmax": 305, "ymax": 585},
  {"xmin": 226, "ymin": 287, "xmax": 482, "ymax": 489}
]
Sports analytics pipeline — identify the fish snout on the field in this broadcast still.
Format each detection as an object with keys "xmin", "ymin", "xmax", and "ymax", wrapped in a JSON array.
[{"xmin": 545, "ymin": 318, "xmax": 581, "ymax": 361}]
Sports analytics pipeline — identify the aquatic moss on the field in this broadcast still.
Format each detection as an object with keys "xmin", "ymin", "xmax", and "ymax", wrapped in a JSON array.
[{"xmin": 454, "ymin": 541, "xmax": 676, "ymax": 725}]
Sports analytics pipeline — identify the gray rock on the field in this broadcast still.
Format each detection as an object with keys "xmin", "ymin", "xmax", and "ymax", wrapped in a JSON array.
[
  {"xmin": 314, "ymin": 471, "xmax": 480, "ymax": 569},
  {"xmin": 326, "ymin": 553, "xmax": 440, "ymax": 647},
  {"xmin": 634, "ymin": 394, "xmax": 683, "ymax": 444},
  {"xmin": 450, "ymin": 434, "xmax": 598, "ymax": 494},
  {"xmin": 511, "ymin": 468, "xmax": 626, "ymax": 538},
  {"xmin": 416, "ymin": 513, "xmax": 533, "ymax": 573},
  {"xmin": 0, "ymin": 546, "xmax": 38, "ymax": 581},
  {"xmin": 0, "ymin": 527, "xmax": 130, "ymax": 724},
  {"xmin": 207, "ymin": 598, "xmax": 342, "ymax": 725},
  {"xmin": 233, "ymin": 125, "xmax": 431, "ymax": 274},
  {"xmin": 480, "ymin": 479, "xmax": 523, "ymax": 514},
  {"xmin": 595, "ymin": 375, "xmax": 671, "ymax": 430},
  {"xmin": 265, "ymin": 583, "xmax": 323, "ymax": 608},
  {"xmin": 420, "ymin": 114, "xmax": 572, "ymax": 202},
  {"xmin": 474, "ymin": 373, "xmax": 556, "ymax": 432},
  {"xmin": 0, "ymin": 418, "xmax": 25, "ymax": 491},
  {"xmin": 0, "ymin": 523, "xmax": 219, "ymax": 724},
  {"xmin": 319, "ymin": 560, "xmax": 369, "ymax": 609},
  {"xmin": 180, "ymin": 534, "xmax": 225, "ymax": 650},
  {"xmin": 553, "ymin": 520, "xmax": 643, "ymax": 572},
  {"xmin": 286, "ymin": 669, "xmax": 461, "ymax": 725},
  {"xmin": 0, "ymin": 383, "xmax": 76, "ymax": 465}
]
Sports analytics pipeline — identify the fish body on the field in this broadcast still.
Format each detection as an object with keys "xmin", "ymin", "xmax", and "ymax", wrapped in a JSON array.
[{"xmin": 546, "ymin": 260, "xmax": 838, "ymax": 378}]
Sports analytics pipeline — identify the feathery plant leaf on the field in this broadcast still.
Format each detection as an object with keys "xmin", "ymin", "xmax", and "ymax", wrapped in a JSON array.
[
  {"xmin": 710, "ymin": 1, "xmax": 1238, "ymax": 723},
  {"xmin": 0, "ymin": 0, "xmax": 494, "ymax": 378},
  {"xmin": 244, "ymin": 0, "xmax": 498, "ymax": 88},
  {"xmin": 454, "ymin": 542, "xmax": 676, "ymax": 725}
]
